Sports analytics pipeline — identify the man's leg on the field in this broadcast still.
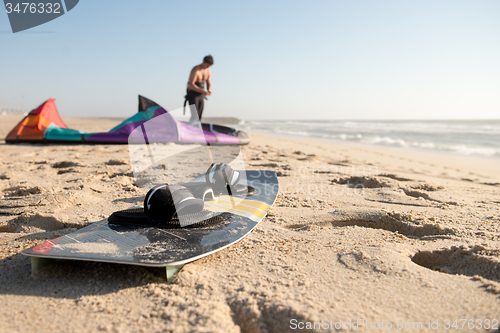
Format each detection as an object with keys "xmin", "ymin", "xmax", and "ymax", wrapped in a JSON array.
[
  {"xmin": 195, "ymin": 95, "xmax": 205, "ymax": 121},
  {"xmin": 187, "ymin": 94, "xmax": 198, "ymax": 122}
]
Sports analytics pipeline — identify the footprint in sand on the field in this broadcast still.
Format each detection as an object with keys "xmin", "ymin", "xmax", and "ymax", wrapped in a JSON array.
[
  {"xmin": 297, "ymin": 154, "xmax": 317, "ymax": 161},
  {"xmin": 52, "ymin": 161, "xmax": 80, "ymax": 169},
  {"xmin": 379, "ymin": 173, "xmax": 413, "ymax": 182},
  {"xmin": 3, "ymin": 185, "xmax": 44, "ymax": 197},
  {"xmin": 400, "ymin": 188, "xmax": 457, "ymax": 206},
  {"xmin": 332, "ymin": 176, "xmax": 396, "ymax": 188},
  {"xmin": 313, "ymin": 170, "xmax": 337, "ymax": 175},
  {"xmin": 57, "ymin": 168, "xmax": 79, "ymax": 175},
  {"xmin": 402, "ymin": 189, "xmax": 434, "ymax": 200},
  {"xmin": 109, "ymin": 171, "xmax": 134, "ymax": 178},
  {"xmin": 1, "ymin": 190, "xmax": 80, "ymax": 216},
  {"xmin": 285, "ymin": 208, "xmax": 458, "ymax": 238},
  {"xmin": 229, "ymin": 292, "xmax": 309, "ymax": 332},
  {"xmin": 409, "ymin": 183, "xmax": 444, "ymax": 191},
  {"xmin": 328, "ymin": 160, "xmax": 351, "ymax": 166},
  {"xmin": 337, "ymin": 247, "xmax": 414, "ymax": 277},
  {"xmin": 105, "ymin": 159, "xmax": 127, "ymax": 166},
  {"xmin": 412, "ymin": 245, "xmax": 500, "ymax": 285},
  {"xmin": 333, "ymin": 175, "xmax": 447, "ymax": 205},
  {"xmin": 250, "ymin": 162, "xmax": 280, "ymax": 168},
  {"xmin": 0, "ymin": 213, "xmax": 68, "ymax": 233},
  {"xmin": 483, "ymin": 182, "xmax": 500, "ymax": 186}
]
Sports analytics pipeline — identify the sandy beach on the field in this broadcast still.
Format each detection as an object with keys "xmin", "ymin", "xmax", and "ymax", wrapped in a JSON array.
[{"xmin": 1, "ymin": 115, "xmax": 499, "ymax": 333}]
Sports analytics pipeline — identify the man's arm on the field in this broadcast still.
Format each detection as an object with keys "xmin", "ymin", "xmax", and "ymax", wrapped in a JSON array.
[
  {"xmin": 188, "ymin": 67, "xmax": 208, "ymax": 94},
  {"xmin": 206, "ymin": 70, "xmax": 212, "ymax": 95}
]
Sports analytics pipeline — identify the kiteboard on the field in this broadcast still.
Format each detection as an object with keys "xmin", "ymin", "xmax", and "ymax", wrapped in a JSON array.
[
  {"xmin": 199, "ymin": 122, "xmax": 250, "ymax": 145},
  {"xmin": 22, "ymin": 170, "xmax": 278, "ymax": 281}
]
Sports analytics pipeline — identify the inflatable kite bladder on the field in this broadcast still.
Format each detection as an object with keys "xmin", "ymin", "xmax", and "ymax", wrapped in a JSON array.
[{"xmin": 5, "ymin": 96, "xmax": 249, "ymax": 145}]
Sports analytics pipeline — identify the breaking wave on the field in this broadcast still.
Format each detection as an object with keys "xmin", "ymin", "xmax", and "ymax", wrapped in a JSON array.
[{"xmin": 241, "ymin": 119, "xmax": 500, "ymax": 158}]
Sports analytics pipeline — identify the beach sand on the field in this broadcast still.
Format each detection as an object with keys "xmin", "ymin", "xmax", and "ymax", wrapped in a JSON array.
[{"xmin": 1, "ymin": 116, "xmax": 499, "ymax": 332}]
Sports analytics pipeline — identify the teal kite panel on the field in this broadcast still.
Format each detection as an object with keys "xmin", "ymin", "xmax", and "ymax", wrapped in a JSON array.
[{"xmin": 45, "ymin": 123, "xmax": 84, "ymax": 141}]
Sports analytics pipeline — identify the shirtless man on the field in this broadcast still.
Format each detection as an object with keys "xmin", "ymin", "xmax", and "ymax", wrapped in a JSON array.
[{"xmin": 185, "ymin": 55, "xmax": 213, "ymax": 123}]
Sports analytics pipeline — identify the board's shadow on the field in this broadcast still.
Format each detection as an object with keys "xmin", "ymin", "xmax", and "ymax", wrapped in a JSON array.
[{"xmin": 0, "ymin": 254, "xmax": 167, "ymax": 299}]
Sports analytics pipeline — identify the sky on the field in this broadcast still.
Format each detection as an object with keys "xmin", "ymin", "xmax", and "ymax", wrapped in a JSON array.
[{"xmin": 1, "ymin": 1, "xmax": 499, "ymax": 120}]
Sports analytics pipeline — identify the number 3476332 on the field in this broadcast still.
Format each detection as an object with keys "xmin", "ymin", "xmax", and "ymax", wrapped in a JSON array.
[{"xmin": 5, "ymin": 3, "xmax": 62, "ymax": 14}]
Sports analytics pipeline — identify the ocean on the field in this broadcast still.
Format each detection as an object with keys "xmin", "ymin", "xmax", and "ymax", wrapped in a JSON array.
[{"xmin": 240, "ymin": 119, "xmax": 500, "ymax": 159}]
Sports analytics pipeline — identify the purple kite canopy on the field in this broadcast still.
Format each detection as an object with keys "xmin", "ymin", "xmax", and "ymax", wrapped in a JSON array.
[{"xmin": 6, "ymin": 96, "xmax": 249, "ymax": 145}]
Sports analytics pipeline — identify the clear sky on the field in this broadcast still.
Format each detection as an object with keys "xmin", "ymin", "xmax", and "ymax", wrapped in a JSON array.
[{"xmin": 1, "ymin": 1, "xmax": 499, "ymax": 120}]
